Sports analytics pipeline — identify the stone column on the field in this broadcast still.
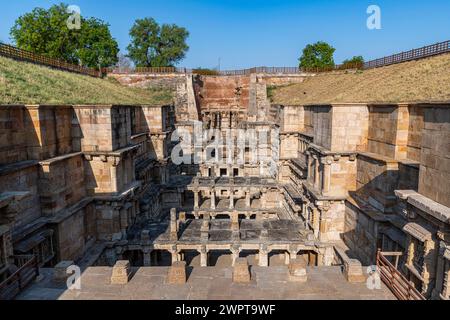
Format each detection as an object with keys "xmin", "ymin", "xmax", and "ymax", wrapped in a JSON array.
[
  {"xmin": 312, "ymin": 207, "xmax": 320, "ymax": 239},
  {"xmin": 170, "ymin": 208, "xmax": 178, "ymax": 241},
  {"xmin": 200, "ymin": 215, "xmax": 209, "ymax": 242},
  {"xmin": 245, "ymin": 188, "xmax": 251, "ymax": 208},
  {"xmin": 170, "ymin": 245, "xmax": 179, "ymax": 264},
  {"xmin": 317, "ymin": 203, "xmax": 330, "ymax": 242},
  {"xmin": 317, "ymin": 246, "xmax": 334, "ymax": 266},
  {"xmin": 284, "ymin": 252, "xmax": 291, "ymax": 265},
  {"xmin": 422, "ymin": 239, "xmax": 436, "ymax": 295},
  {"xmin": 143, "ymin": 250, "xmax": 152, "ymax": 266},
  {"xmin": 231, "ymin": 211, "xmax": 240, "ymax": 241},
  {"xmin": 306, "ymin": 151, "xmax": 312, "ymax": 183},
  {"xmin": 314, "ymin": 156, "xmax": 320, "ymax": 189},
  {"xmin": 442, "ymin": 259, "xmax": 450, "ymax": 299},
  {"xmin": 289, "ymin": 245, "xmax": 298, "ymax": 261},
  {"xmin": 194, "ymin": 190, "xmax": 199, "ymax": 210},
  {"xmin": 406, "ymin": 235, "xmax": 415, "ymax": 266},
  {"xmin": 211, "ymin": 188, "xmax": 216, "ymax": 210},
  {"xmin": 259, "ymin": 245, "xmax": 269, "ymax": 267},
  {"xmin": 230, "ymin": 245, "xmax": 240, "ymax": 266},
  {"xmin": 199, "ymin": 246, "xmax": 208, "ymax": 267},
  {"xmin": 229, "ymin": 188, "xmax": 234, "ymax": 209},
  {"xmin": 321, "ymin": 157, "xmax": 332, "ymax": 194}
]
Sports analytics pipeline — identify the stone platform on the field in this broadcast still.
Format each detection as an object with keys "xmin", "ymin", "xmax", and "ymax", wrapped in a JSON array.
[{"xmin": 17, "ymin": 266, "xmax": 395, "ymax": 300}]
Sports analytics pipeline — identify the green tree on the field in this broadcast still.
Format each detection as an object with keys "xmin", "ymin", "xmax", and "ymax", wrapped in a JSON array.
[
  {"xmin": 341, "ymin": 55, "xmax": 364, "ymax": 69},
  {"xmin": 10, "ymin": 3, "xmax": 118, "ymax": 69},
  {"xmin": 299, "ymin": 41, "xmax": 336, "ymax": 69},
  {"xmin": 77, "ymin": 18, "xmax": 120, "ymax": 68},
  {"xmin": 127, "ymin": 18, "xmax": 189, "ymax": 67}
]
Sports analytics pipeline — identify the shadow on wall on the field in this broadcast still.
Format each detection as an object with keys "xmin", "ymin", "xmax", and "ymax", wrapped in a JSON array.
[{"xmin": 342, "ymin": 160, "xmax": 419, "ymax": 266}]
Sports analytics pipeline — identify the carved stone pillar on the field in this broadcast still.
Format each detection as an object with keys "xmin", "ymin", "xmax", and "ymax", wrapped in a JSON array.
[
  {"xmin": 245, "ymin": 188, "xmax": 251, "ymax": 208},
  {"xmin": 230, "ymin": 245, "xmax": 240, "ymax": 266},
  {"xmin": 314, "ymin": 156, "xmax": 320, "ymax": 189},
  {"xmin": 312, "ymin": 207, "xmax": 320, "ymax": 239},
  {"xmin": 210, "ymin": 188, "xmax": 216, "ymax": 210},
  {"xmin": 321, "ymin": 157, "xmax": 332, "ymax": 194},
  {"xmin": 229, "ymin": 188, "xmax": 234, "ymax": 209},
  {"xmin": 259, "ymin": 245, "xmax": 269, "ymax": 267},
  {"xmin": 289, "ymin": 245, "xmax": 298, "ymax": 261},
  {"xmin": 170, "ymin": 208, "xmax": 178, "ymax": 241},
  {"xmin": 143, "ymin": 249, "xmax": 152, "ymax": 266},
  {"xmin": 194, "ymin": 190, "xmax": 199, "ymax": 210},
  {"xmin": 169, "ymin": 245, "xmax": 178, "ymax": 264},
  {"xmin": 199, "ymin": 246, "xmax": 208, "ymax": 267},
  {"xmin": 306, "ymin": 151, "xmax": 313, "ymax": 183}
]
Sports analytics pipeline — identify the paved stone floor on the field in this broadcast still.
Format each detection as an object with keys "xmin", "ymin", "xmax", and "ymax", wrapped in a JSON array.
[{"xmin": 17, "ymin": 266, "xmax": 395, "ymax": 300}]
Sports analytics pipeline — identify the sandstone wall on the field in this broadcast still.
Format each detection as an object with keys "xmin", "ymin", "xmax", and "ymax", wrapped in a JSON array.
[
  {"xmin": 39, "ymin": 153, "xmax": 86, "ymax": 215},
  {"xmin": 0, "ymin": 106, "xmax": 28, "ymax": 165},
  {"xmin": 320, "ymin": 201, "xmax": 346, "ymax": 242},
  {"xmin": 259, "ymin": 74, "xmax": 309, "ymax": 87},
  {"xmin": 132, "ymin": 105, "xmax": 172, "ymax": 134},
  {"xmin": 407, "ymin": 106, "xmax": 424, "ymax": 162},
  {"xmin": 418, "ymin": 105, "xmax": 450, "ymax": 207},
  {"xmin": 308, "ymin": 104, "xmax": 369, "ymax": 152},
  {"xmin": 194, "ymin": 75, "xmax": 250, "ymax": 110},
  {"xmin": 0, "ymin": 164, "xmax": 41, "ymax": 229},
  {"xmin": 330, "ymin": 105, "xmax": 369, "ymax": 152},
  {"xmin": 0, "ymin": 106, "xmax": 74, "ymax": 166},
  {"xmin": 280, "ymin": 134, "xmax": 299, "ymax": 159},
  {"xmin": 73, "ymin": 106, "xmax": 131, "ymax": 152},
  {"xmin": 367, "ymin": 105, "xmax": 409, "ymax": 159},
  {"xmin": 54, "ymin": 203, "xmax": 95, "ymax": 261},
  {"xmin": 311, "ymin": 106, "xmax": 332, "ymax": 149},
  {"xmin": 281, "ymin": 105, "xmax": 304, "ymax": 132},
  {"xmin": 356, "ymin": 153, "xmax": 399, "ymax": 212},
  {"xmin": 343, "ymin": 201, "xmax": 379, "ymax": 265},
  {"xmin": 108, "ymin": 73, "xmax": 184, "ymax": 90},
  {"xmin": 330, "ymin": 156, "xmax": 357, "ymax": 196}
]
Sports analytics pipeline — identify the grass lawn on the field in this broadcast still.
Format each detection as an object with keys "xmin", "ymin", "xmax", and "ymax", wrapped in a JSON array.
[
  {"xmin": 0, "ymin": 56, "xmax": 173, "ymax": 105},
  {"xmin": 271, "ymin": 53, "xmax": 450, "ymax": 105}
]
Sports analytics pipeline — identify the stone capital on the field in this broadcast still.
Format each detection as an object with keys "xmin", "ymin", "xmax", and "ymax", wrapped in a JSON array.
[{"xmin": 320, "ymin": 156, "xmax": 333, "ymax": 165}]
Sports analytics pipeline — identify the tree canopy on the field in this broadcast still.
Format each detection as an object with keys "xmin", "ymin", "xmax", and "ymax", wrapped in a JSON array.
[
  {"xmin": 127, "ymin": 18, "xmax": 189, "ymax": 67},
  {"xmin": 341, "ymin": 56, "xmax": 365, "ymax": 69},
  {"xmin": 299, "ymin": 41, "xmax": 336, "ymax": 69},
  {"xmin": 10, "ymin": 3, "xmax": 119, "ymax": 69}
]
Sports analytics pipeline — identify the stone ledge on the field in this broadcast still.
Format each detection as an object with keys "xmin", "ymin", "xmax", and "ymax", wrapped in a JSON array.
[
  {"xmin": 395, "ymin": 190, "xmax": 450, "ymax": 223},
  {"xmin": 38, "ymin": 152, "xmax": 83, "ymax": 166}
]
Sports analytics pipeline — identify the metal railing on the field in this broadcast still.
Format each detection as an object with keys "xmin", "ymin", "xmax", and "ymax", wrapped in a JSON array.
[
  {"xmin": 376, "ymin": 250, "xmax": 425, "ymax": 300},
  {"xmin": 364, "ymin": 40, "xmax": 450, "ymax": 69},
  {"xmin": 0, "ymin": 42, "xmax": 102, "ymax": 77},
  {"xmin": 0, "ymin": 255, "xmax": 39, "ymax": 300},
  {"xmin": 2, "ymin": 40, "xmax": 449, "ymax": 77}
]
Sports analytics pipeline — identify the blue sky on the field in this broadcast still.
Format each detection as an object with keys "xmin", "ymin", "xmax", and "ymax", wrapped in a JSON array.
[{"xmin": 1, "ymin": 0, "xmax": 449, "ymax": 69}]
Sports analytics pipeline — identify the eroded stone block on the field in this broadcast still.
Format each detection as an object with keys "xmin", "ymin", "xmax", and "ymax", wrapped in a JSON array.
[
  {"xmin": 344, "ymin": 259, "xmax": 366, "ymax": 283},
  {"xmin": 167, "ymin": 261, "xmax": 187, "ymax": 284},
  {"xmin": 233, "ymin": 257, "xmax": 251, "ymax": 283},
  {"xmin": 288, "ymin": 258, "xmax": 308, "ymax": 282},
  {"xmin": 111, "ymin": 260, "xmax": 131, "ymax": 284}
]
